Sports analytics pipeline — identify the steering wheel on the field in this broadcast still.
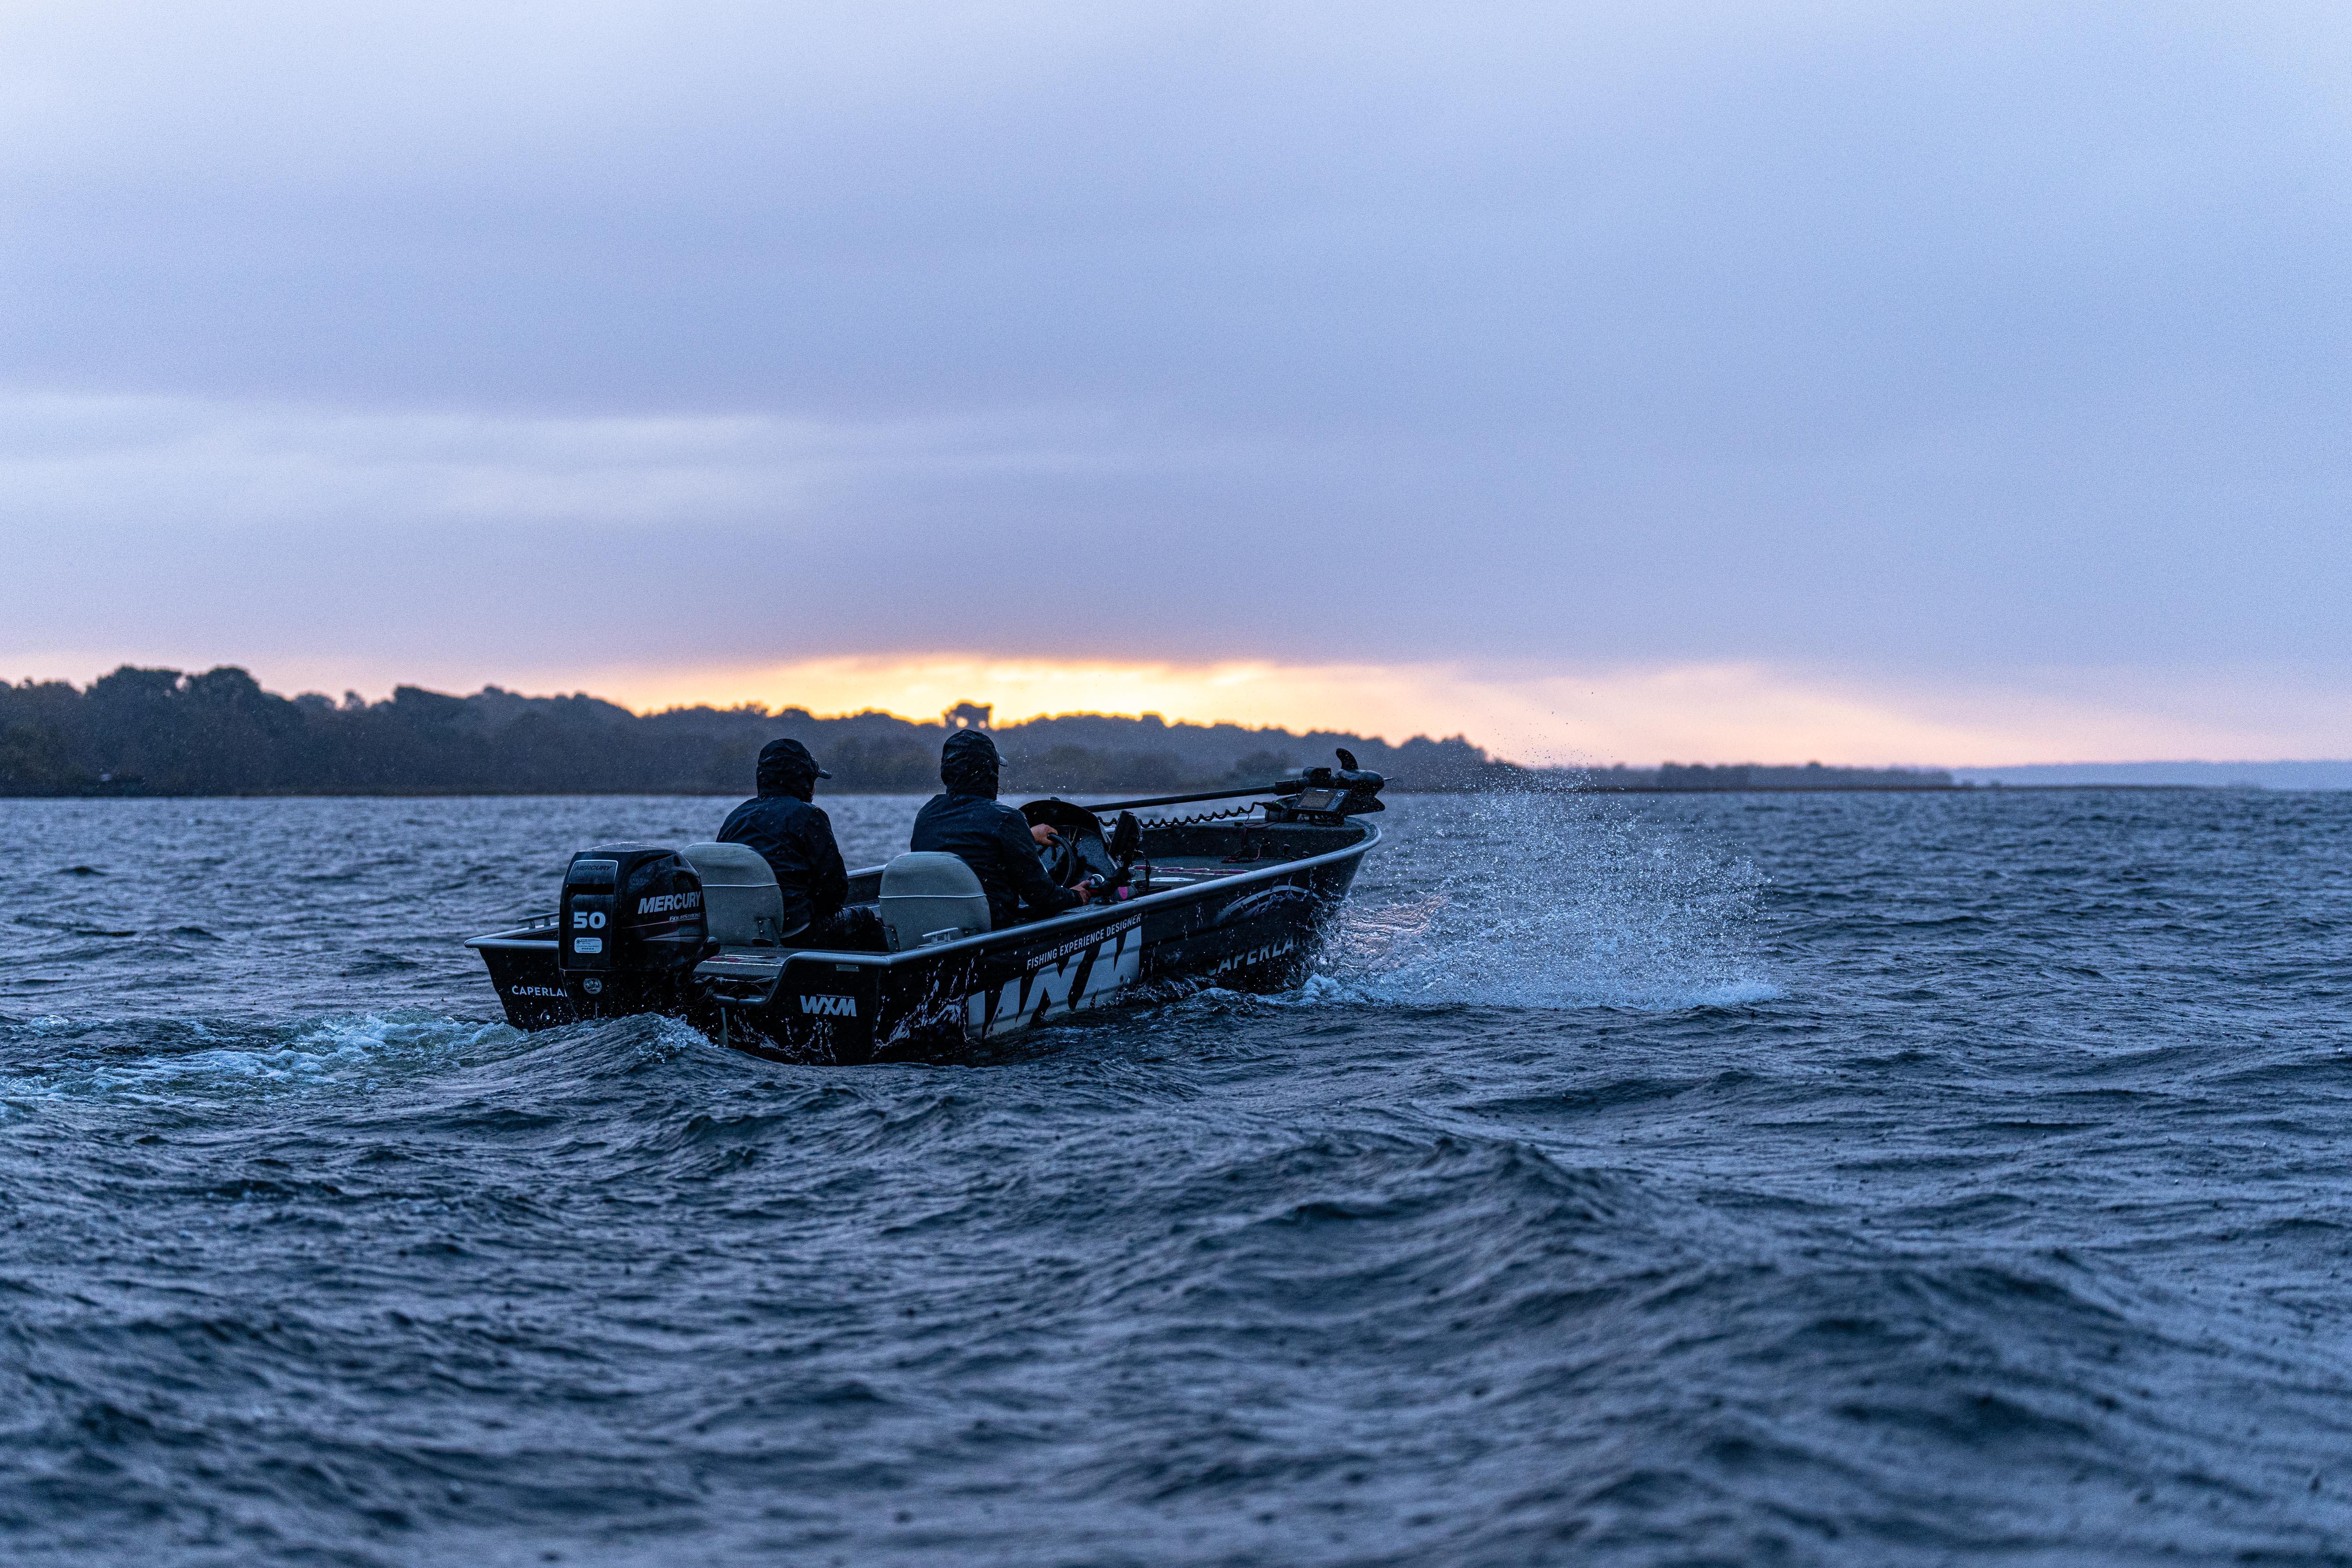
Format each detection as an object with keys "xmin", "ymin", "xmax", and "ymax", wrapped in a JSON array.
[{"xmin": 1035, "ymin": 830, "xmax": 1079, "ymax": 886}]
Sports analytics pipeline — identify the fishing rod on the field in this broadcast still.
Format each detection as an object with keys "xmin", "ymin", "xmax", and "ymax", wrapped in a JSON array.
[{"xmin": 1076, "ymin": 751, "xmax": 1389, "ymax": 817}]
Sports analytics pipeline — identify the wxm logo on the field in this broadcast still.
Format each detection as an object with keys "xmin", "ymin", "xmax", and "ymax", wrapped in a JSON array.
[
  {"xmin": 967, "ymin": 925, "xmax": 1142, "ymax": 1040},
  {"xmin": 798, "ymin": 994, "xmax": 857, "ymax": 1018}
]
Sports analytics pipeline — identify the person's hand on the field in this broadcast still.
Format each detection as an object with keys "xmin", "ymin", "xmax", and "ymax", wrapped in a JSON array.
[
  {"xmin": 1070, "ymin": 881, "xmax": 1093, "ymax": 904},
  {"xmin": 1030, "ymin": 823, "xmax": 1061, "ymax": 847}
]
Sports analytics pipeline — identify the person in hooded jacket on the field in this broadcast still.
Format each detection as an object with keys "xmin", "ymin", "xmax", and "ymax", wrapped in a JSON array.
[
  {"xmin": 911, "ymin": 729, "xmax": 1091, "ymax": 928},
  {"xmin": 718, "ymin": 738, "xmax": 866, "ymax": 944}
]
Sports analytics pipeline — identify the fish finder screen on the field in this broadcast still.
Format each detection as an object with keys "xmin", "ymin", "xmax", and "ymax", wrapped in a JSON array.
[{"xmin": 1290, "ymin": 787, "xmax": 1341, "ymax": 811}]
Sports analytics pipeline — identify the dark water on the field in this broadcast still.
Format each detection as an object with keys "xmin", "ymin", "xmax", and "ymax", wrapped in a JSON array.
[{"xmin": 3, "ymin": 789, "xmax": 2350, "ymax": 1566}]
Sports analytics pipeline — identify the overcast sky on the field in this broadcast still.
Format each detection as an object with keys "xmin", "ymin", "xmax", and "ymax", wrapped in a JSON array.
[{"xmin": 4, "ymin": 1, "xmax": 2347, "ymax": 762}]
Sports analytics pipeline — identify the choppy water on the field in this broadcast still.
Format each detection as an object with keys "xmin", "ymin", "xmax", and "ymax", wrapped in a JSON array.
[{"xmin": 2, "ymin": 788, "xmax": 2350, "ymax": 1565}]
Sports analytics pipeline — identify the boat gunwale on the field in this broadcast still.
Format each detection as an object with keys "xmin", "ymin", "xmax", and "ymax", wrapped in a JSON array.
[{"xmin": 463, "ymin": 818, "xmax": 1381, "ymax": 968}]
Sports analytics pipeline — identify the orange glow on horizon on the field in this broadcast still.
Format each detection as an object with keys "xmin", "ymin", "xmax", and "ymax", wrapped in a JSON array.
[
  {"xmin": 21, "ymin": 650, "xmax": 2352, "ymax": 768},
  {"xmin": 416, "ymin": 655, "xmax": 2352, "ymax": 770}
]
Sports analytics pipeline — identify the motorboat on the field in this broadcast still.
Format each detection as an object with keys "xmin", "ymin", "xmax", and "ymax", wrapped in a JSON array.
[{"xmin": 464, "ymin": 754, "xmax": 1386, "ymax": 1063}]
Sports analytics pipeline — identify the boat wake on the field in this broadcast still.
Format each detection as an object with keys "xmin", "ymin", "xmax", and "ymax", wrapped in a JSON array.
[{"xmin": 0, "ymin": 1013, "xmax": 513, "ymax": 1110}]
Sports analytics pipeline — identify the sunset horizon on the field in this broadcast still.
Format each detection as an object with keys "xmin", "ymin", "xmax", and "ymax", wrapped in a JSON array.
[{"xmin": 15, "ymin": 647, "xmax": 2352, "ymax": 772}]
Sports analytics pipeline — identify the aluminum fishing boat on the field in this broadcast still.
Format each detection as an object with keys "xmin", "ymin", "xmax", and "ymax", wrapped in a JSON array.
[{"xmin": 464, "ymin": 755, "xmax": 1385, "ymax": 1063}]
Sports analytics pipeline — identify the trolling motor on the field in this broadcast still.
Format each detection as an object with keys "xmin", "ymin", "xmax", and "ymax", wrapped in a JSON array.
[{"xmin": 1263, "ymin": 749, "xmax": 1387, "ymax": 825}]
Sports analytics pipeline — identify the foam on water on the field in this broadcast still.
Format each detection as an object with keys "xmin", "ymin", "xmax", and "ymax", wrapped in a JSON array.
[{"xmin": 0, "ymin": 1011, "xmax": 522, "ymax": 1109}]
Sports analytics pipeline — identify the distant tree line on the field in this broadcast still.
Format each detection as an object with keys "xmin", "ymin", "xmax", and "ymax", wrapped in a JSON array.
[
  {"xmin": 0, "ymin": 667, "xmax": 1963, "ymax": 798},
  {"xmin": 1581, "ymin": 762, "xmax": 1957, "ymax": 791},
  {"xmin": 0, "ymin": 668, "xmax": 1522, "ymax": 798}
]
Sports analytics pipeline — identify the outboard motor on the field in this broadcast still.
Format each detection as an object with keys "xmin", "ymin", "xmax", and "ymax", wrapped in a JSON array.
[
  {"xmin": 1265, "ymin": 749, "xmax": 1387, "ymax": 825},
  {"xmin": 558, "ymin": 844, "xmax": 708, "ymax": 1004}
]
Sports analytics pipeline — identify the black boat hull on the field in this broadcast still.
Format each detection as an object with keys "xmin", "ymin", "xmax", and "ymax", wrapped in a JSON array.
[{"xmin": 468, "ymin": 818, "xmax": 1377, "ymax": 1063}]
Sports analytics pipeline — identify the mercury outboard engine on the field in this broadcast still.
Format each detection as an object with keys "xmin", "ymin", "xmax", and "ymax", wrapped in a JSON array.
[
  {"xmin": 1264, "ymin": 749, "xmax": 1387, "ymax": 825},
  {"xmin": 558, "ymin": 844, "xmax": 707, "ymax": 1007}
]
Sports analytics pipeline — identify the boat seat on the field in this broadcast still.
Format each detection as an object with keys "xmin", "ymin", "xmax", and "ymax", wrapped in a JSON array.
[
  {"xmin": 878, "ymin": 852, "xmax": 992, "ymax": 952},
  {"xmin": 681, "ymin": 842, "xmax": 797, "ymax": 947}
]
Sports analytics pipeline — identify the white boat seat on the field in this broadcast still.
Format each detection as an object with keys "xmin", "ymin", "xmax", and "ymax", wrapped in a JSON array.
[
  {"xmin": 878, "ymin": 852, "xmax": 992, "ymax": 952},
  {"xmin": 681, "ymin": 842, "xmax": 797, "ymax": 947}
]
